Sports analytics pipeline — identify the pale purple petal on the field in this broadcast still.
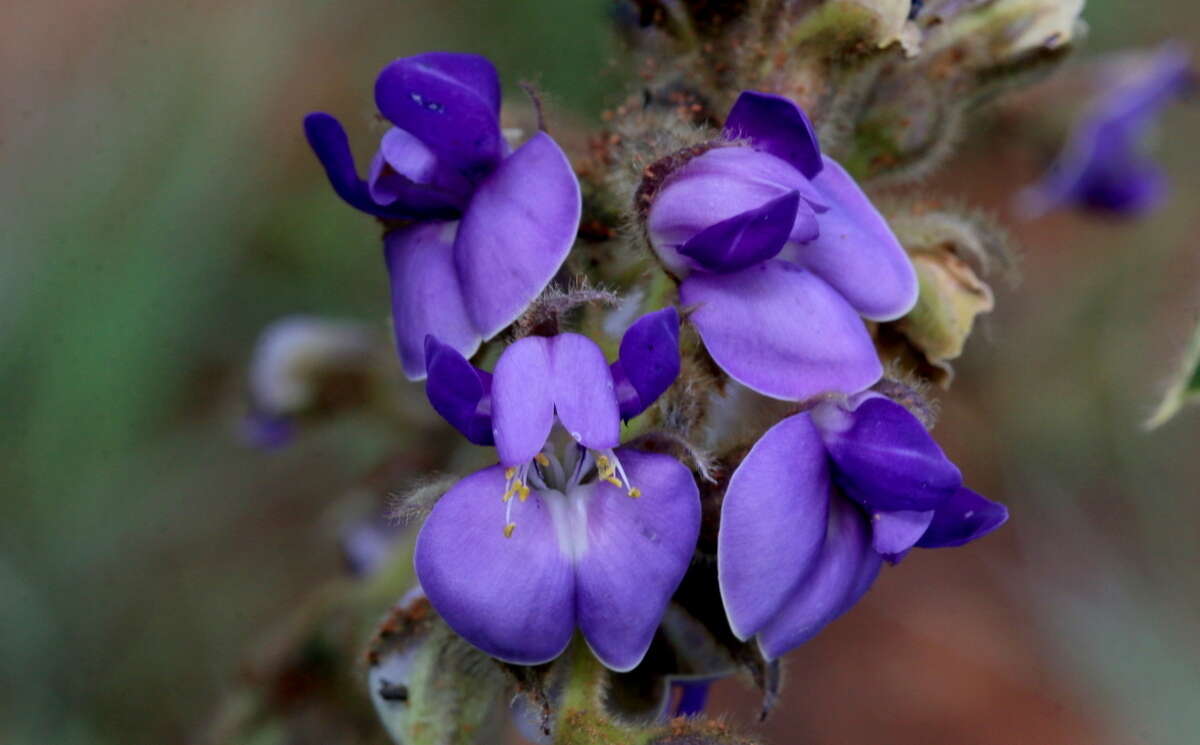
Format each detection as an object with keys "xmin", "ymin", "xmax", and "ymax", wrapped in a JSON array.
[
  {"xmin": 681, "ymin": 261, "xmax": 882, "ymax": 401},
  {"xmin": 384, "ymin": 223, "xmax": 482, "ymax": 380},
  {"xmin": 718, "ymin": 413, "xmax": 831, "ymax": 640},
  {"xmin": 415, "ymin": 466, "xmax": 575, "ymax": 665},
  {"xmin": 575, "ymin": 449, "xmax": 701, "ymax": 672},
  {"xmin": 547, "ymin": 333, "xmax": 621, "ymax": 451},
  {"xmin": 678, "ymin": 191, "xmax": 801, "ymax": 274},
  {"xmin": 424, "ymin": 335, "xmax": 494, "ymax": 446},
  {"xmin": 916, "ymin": 487, "xmax": 1008, "ymax": 548},
  {"xmin": 611, "ymin": 307, "xmax": 681, "ymax": 420},
  {"xmin": 723, "ymin": 91, "xmax": 823, "ymax": 178},
  {"xmin": 812, "ymin": 395, "xmax": 962, "ymax": 511},
  {"xmin": 870, "ymin": 509, "xmax": 936, "ymax": 555},
  {"xmin": 788, "ymin": 155, "xmax": 918, "ymax": 321},
  {"xmin": 374, "ymin": 52, "xmax": 503, "ymax": 178},
  {"xmin": 454, "ymin": 132, "xmax": 581, "ymax": 339},
  {"xmin": 756, "ymin": 497, "xmax": 876, "ymax": 660},
  {"xmin": 491, "ymin": 337, "xmax": 555, "ymax": 466}
]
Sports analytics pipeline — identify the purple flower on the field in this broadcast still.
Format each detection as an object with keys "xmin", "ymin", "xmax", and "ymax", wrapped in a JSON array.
[
  {"xmin": 414, "ymin": 309, "xmax": 700, "ymax": 671},
  {"xmin": 305, "ymin": 53, "xmax": 582, "ymax": 379},
  {"xmin": 242, "ymin": 316, "xmax": 375, "ymax": 448},
  {"xmin": 647, "ymin": 91, "xmax": 917, "ymax": 401},
  {"xmin": 718, "ymin": 392, "xmax": 1007, "ymax": 660},
  {"xmin": 1019, "ymin": 43, "xmax": 1195, "ymax": 217}
]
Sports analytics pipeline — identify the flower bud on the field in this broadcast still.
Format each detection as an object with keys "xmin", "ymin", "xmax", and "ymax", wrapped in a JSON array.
[{"xmin": 894, "ymin": 248, "xmax": 994, "ymax": 371}]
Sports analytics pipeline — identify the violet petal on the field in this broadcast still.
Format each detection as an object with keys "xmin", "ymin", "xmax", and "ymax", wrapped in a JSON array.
[
  {"xmin": 718, "ymin": 413, "xmax": 831, "ymax": 640},
  {"xmin": 424, "ymin": 335, "xmax": 494, "ymax": 446},
  {"xmin": 374, "ymin": 52, "xmax": 503, "ymax": 178},
  {"xmin": 681, "ymin": 261, "xmax": 882, "ymax": 401},
  {"xmin": 916, "ymin": 486, "xmax": 1008, "ymax": 548},
  {"xmin": 575, "ymin": 449, "xmax": 701, "ymax": 672},
  {"xmin": 304, "ymin": 112, "xmax": 415, "ymax": 219},
  {"xmin": 384, "ymin": 222, "xmax": 482, "ymax": 380},
  {"xmin": 756, "ymin": 497, "xmax": 877, "ymax": 660},
  {"xmin": 870, "ymin": 508, "xmax": 936, "ymax": 555},
  {"xmin": 789, "ymin": 155, "xmax": 918, "ymax": 321},
  {"xmin": 723, "ymin": 91, "xmax": 823, "ymax": 179},
  {"xmin": 414, "ymin": 465, "xmax": 575, "ymax": 665},
  {"xmin": 612, "ymin": 307, "xmax": 681, "ymax": 420},
  {"xmin": 491, "ymin": 336, "xmax": 555, "ymax": 466},
  {"xmin": 678, "ymin": 191, "xmax": 802, "ymax": 274},
  {"xmin": 548, "ymin": 333, "xmax": 621, "ymax": 451},
  {"xmin": 453, "ymin": 132, "xmax": 581, "ymax": 339},
  {"xmin": 813, "ymin": 395, "xmax": 962, "ymax": 512}
]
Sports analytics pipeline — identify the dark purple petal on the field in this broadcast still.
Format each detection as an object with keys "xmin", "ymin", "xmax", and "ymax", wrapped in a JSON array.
[
  {"xmin": 414, "ymin": 465, "xmax": 575, "ymax": 665},
  {"xmin": 647, "ymin": 148, "xmax": 823, "ymax": 276},
  {"xmin": 678, "ymin": 191, "xmax": 801, "ymax": 274},
  {"xmin": 384, "ymin": 223, "xmax": 482, "ymax": 380},
  {"xmin": 547, "ymin": 333, "xmax": 621, "ymax": 451},
  {"xmin": 491, "ymin": 337, "xmax": 555, "ymax": 466},
  {"xmin": 718, "ymin": 414, "xmax": 831, "ymax": 640},
  {"xmin": 812, "ymin": 395, "xmax": 962, "ymax": 511},
  {"xmin": 575, "ymin": 449, "xmax": 701, "ymax": 672},
  {"xmin": 673, "ymin": 681, "xmax": 712, "ymax": 716},
  {"xmin": 870, "ymin": 508, "xmax": 935, "ymax": 555},
  {"xmin": 424, "ymin": 335, "xmax": 494, "ymax": 446},
  {"xmin": 304, "ymin": 112, "xmax": 408, "ymax": 218},
  {"xmin": 241, "ymin": 411, "xmax": 294, "ymax": 450},
  {"xmin": 723, "ymin": 91, "xmax": 823, "ymax": 179},
  {"xmin": 787, "ymin": 156, "xmax": 918, "ymax": 321},
  {"xmin": 681, "ymin": 261, "xmax": 882, "ymax": 401},
  {"xmin": 374, "ymin": 52, "xmax": 503, "ymax": 178},
  {"xmin": 916, "ymin": 486, "xmax": 1008, "ymax": 548},
  {"xmin": 756, "ymin": 497, "xmax": 877, "ymax": 660},
  {"xmin": 454, "ymin": 132, "xmax": 580, "ymax": 339},
  {"xmin": 611, "ymin": 307, "xmax": 681, "ymax": 420}
]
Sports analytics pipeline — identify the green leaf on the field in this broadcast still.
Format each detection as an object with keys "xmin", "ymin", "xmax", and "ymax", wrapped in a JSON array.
[{"xmin": 1146, "ymin": 318, "xmax": 1200, "ymax": 428}]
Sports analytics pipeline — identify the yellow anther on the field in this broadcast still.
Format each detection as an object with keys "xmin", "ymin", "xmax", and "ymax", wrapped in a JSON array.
[
  {"xmin": 606, "ymin": 476, "xmax": 623, "ymax": 488},
  {"xmin": 534, "ymin": 453, "xmax": 550, "ymax": 466},
  {"xmin": 628, "ymin": 487, "xmax": 642, "ymax": 498},
  {"xmin": 518, "ymin": 484, "xmax": 531, "ymax": 501},
  {"xmin": 504, "ymin": 523, "xmax": 516, "ymax": 538},
  {"xmin": 504, "ymin": 466, "xmax": 516, "ymax": 479},
  {"xmin": 596, "ymin": 454, "xmax": 610, "ymax": 468}
]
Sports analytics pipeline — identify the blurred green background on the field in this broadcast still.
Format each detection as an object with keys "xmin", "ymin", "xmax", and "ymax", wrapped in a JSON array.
[{"xmin": 2, "ymin": 1, "xmax": 1198, "ymax": 743}]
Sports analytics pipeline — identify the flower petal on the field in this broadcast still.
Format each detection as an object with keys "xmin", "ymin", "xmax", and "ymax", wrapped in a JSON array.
[
  {"xmin": 384, "ymin": 223, "xmax": 482, "ymax": 380},
  {"xmin": 415, "ymin": 466, "xmax": 575, "ymax": 665},
  {"xmin": 611, "ymin": 307, "xmax": 681, "ymax": 420},
  {"xmin": 424, "ymin": 335, "xmax": 494, "ymax": 446},
  {"xmin": 491, "ymin": 337, "xmax": 555, "ymax": 466},
  {"xmin": 812, "ymin": 395, "xmax": 962, "ymax": 511},
  {"xmin": 575, "ymin": 449, "xmax": 701, "ymax": 671},
  {"xmin": 870, "ymin": 508, "xmax": 936, "ymax": 556},
  {"xmin": 790, "ymin": 155, "xmax": 918, "ymax": 321},
  {"xmin": 681, "ymin": 261, "xmax": 882, "ymax": 401},
  {"xmin": 723, "ymin": 91, "xmax": 823, "ymax": 179},
  {"xmin": 916, "ymin": 486, "xmax": 1008, "ymax": 548},
  {"xmin": 453, "ymin": 132, "xmax": 581, "ymax": 339},
  {"xmin": 374, "ymin": 52, "xmax": 503, "ymax": 178},
  {"xmin": 304, "ymin": 112, "xmax": 415, "ymax": 219},
  {"xmin": 648, "ymin": 148, "xmax": 823, "ymax": 277},
  {"xmin": 718, "ymin": 413, "xmax": 831, "ymax": 640},
  {"xmin": 548, "ymin": 333, "xmax": 621, "ymax": 451},
  {"xmin": 678, "ymin": 191, "xmax": 801, "ymax": 274},
  {"xmin": 756, "ymin": 497, "xmax": 877, "ymax": 660}
]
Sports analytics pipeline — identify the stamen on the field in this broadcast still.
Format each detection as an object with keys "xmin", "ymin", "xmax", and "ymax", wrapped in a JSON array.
[
  {"xmin": 598, "ymin": 448, "xmax": 640, "ymax": 499},
  {"xmin": 534, "ymin": 452, "xmax": 550, "ymax": 466},
  {"xmin": 504, "ymin": 466, "xmax": 516, "ymax": 479},
  {"xmin": 504, "ymin": 523, "xmax": 516, "ymax": 538}
]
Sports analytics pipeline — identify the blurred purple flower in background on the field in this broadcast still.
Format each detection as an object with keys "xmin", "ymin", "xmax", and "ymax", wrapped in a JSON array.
[
  {"xmin": 718, "ymin": 392, "xmax": 1007, "ymax": 660},
  {"xmin": 647, "ymin": 91, "xmax": 917, "ymax": 401},
  {"xmin": 414, "ymin": 309, "xmax": 700, "ymax": 671},
  {"xmin": 1018, "ymin": 43, "xmax": 1195, "ymax": 217},
  {"xmin": 305, "ymin": 53, "xmax": 581, "ymax": 378}
]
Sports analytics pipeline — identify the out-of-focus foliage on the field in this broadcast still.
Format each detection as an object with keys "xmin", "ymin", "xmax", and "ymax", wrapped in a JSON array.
[{"xmin": 3, "ymin": 0, "xmax": 1200, "ymax": 744}]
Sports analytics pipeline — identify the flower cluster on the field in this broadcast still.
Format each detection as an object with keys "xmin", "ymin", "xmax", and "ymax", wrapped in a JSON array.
[{"xmin": 289, "ymin": 52, "xmax": 1009, "ymax": 678}]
